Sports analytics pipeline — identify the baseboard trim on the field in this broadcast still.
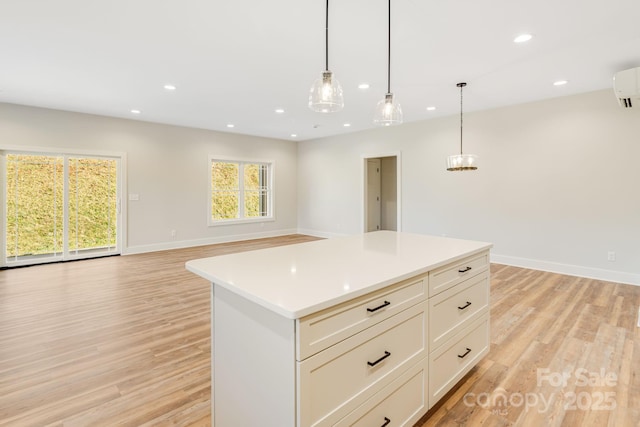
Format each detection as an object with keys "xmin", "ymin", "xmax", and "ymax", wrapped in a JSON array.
[
  {"xmin": 491, "ymin": 253, "xmax": 640, "ymax": 286},
  {"xmin": 296, "ymin": 228, "xmax": 350, "ymax": 239},
  {"xmin": 123, "ymin": 228, "xmax": 299, "ymax": 255}
]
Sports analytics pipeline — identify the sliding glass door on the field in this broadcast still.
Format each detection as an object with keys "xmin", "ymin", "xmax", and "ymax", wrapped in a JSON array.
[{"xmin": 3, "ymin": 151, "xmax": 121, "ymax": 266}]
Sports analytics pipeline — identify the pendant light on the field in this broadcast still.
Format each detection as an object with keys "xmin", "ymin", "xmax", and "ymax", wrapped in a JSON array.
[
  {"xmin": 446, "ymin": 82, "xmax": 478, "ymax": 171},
  {"xmin": 309, "ymin": 0, "xmax": 344, "ymax": 113},
  {"xmin": 373, "ymin": 0, "xmax": 402, "ymax": 126}
]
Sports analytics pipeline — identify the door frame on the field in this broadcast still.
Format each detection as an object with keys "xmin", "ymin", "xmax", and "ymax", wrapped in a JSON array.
[
  {"xmin": 361, "ymin": 151, "xmax": 402, "ymax": 233},
  {"xmin": 1, "ymin": 145, "xmax": 127, "ymax": 267}
]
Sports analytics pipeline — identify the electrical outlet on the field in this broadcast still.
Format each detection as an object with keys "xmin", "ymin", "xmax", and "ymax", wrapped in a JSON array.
[
  {"xmin": 171, "ymin": 229, "xmax": 177, "ymax": 239},
  {"xmin": 607, "ymin": 251, "xmax": 616, "ymax": 262}
]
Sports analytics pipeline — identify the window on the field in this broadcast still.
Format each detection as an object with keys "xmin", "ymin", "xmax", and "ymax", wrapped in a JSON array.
[{"xmin": 210, "ymin": 158, "xmax": 273, "ymax": 224}]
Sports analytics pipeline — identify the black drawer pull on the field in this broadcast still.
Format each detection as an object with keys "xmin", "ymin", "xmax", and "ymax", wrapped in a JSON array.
[
  {"xmin": 381, "ymin": 417, "xmax": 391, "ymax": 427},
  {"xmin": 368, "ymin": 351, "xmax": 391, "ymax": 367},
  {"xmin": 458, "ymin": 266, "xmax": 472, "ymax": 273},
  {"xmin": 458, "ymin": 301, "xmax": 472, "ymax": 310},
  {"xmin": 367, "ymin": 300, "xmax": 391, "ymax": 313},
  {"xmin": 458, "ymin": 347, "xmax": 472, "ymax": 359}
]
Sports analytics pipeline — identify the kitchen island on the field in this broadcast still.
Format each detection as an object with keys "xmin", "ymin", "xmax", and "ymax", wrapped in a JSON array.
[{"xmin": 186, "ymin": 231, "xmax": 492, "ymax": 427}]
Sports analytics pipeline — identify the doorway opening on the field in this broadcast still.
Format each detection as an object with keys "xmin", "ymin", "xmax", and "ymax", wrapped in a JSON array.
[{"xmin": 363, "ymin": 154, "xmax": 400, "ymax": 233}]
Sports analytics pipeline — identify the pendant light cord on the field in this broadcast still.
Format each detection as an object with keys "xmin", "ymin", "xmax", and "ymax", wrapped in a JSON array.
[
  {"xmin": 387, "ymin": 0, "xmax": 391, "ymax": 94},
  {"xmin": 460, "ymin": 84, "xmax": 464, "ymax": 154},
  {"xmin": 325, "ymin": 0, "xmax": 329, "ymax": 71},
  {"xmin": 457, "ymin": 82, "xmax": 467, "ymax": 154}
]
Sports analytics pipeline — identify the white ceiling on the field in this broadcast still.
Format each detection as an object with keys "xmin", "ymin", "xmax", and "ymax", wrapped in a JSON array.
[{"xmin": 1, "ymin": 0, "xmax": 639, "ymax": 141}]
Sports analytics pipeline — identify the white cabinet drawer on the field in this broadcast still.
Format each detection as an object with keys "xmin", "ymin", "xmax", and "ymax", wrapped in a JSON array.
[
  {"xmin": 333, "ymin": 359, "xmax": 428, "ymax": 427},
  {"xmin": 297, "ymin": 275, "xmax": 427, "ymax": 360},
  {"xmin": 298, "ymin": 302, "xmax": 428, "ymax": 427},
  {"xmin": 428, "ymin": 313, "xmax": 489, "ymax": 407},
  {"xmin": 429, "ymin": 272, "xmax": 489, "ymax": 349},
  {"xmin": 428, "ymin": 251, "xmax": 489, "ymax": 296}
]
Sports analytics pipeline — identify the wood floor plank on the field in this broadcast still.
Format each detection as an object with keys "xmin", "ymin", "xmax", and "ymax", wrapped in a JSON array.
[
  {"xmin": 419, "ymin": 265, "xmax": 640, "ymax": 427},
  {"xmin": 1, "ymin": 236, "xmax": 639, "ymax": 426}
]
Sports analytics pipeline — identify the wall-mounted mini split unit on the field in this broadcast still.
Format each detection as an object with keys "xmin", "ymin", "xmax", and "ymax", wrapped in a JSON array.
[{"xmin": 613, "ymin": 67, "xmax": 640, "ymax": 108}]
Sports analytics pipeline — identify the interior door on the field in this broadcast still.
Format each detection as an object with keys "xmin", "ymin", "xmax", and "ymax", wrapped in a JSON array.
[{"xmin": 367, "ymin": 159, "xmax": 381, "ymax": 232}]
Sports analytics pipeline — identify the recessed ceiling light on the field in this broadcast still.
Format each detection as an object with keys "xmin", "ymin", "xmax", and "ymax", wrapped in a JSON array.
[
  {"xmin": 343, "ymin": 123, "xmax": 351, "ymax": 127},
  {"xmin": 514, "ymin": 34, "xmax": 532, "ymax": 43},
  {"xmin": 358, "ymin": 83, "xmax": 370, "ymax": 89},
  {"xmin": 226, "ymin": 124, "xmax": 235, "ymax": 128},
  {"xmin": 130, "ymin": 109, "xmax": 141, "ymax": 114},
  {"xmin": 427, "ymin": 106, "xmax": 436, "ymax": 111},
  {"xmin": 553, "ymin": 80, "xmax": 568, "ymax": 86},
  {"xmin": 163, "ymin": 84, "xmax": 177, "ymax": 91},
  {"xmin": 291, "ymin": 134, "xmax": 297, "ymax": 138},
  {"xmin": 275, "ymin": 108, "xmax": 285, "ymax": 114}
]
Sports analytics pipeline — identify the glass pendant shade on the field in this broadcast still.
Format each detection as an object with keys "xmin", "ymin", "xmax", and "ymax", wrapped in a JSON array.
[
  {"xmin": 446, "ymin": 153, "xmax": 478, "ymax": 171},
  {"xmin": 309, "ymin": 70, "xmax": 344, "ymax": 113},
  {"xmin": 373, "ymin": 93, "xmax": 403, "ymax": 126}
]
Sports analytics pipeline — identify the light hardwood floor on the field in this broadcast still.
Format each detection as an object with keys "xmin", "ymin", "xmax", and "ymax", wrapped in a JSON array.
[{"xmin": 1, "ymin": 235, "xmax": 638, "ymax": 426}]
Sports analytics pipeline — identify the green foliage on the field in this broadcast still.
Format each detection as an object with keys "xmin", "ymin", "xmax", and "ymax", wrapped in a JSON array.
[
  {"xmin": 211, "ymin": 161, "xmax": 269, "ymax": 220},
  {"xmin": 6, "ymin": 154, "xmax": 117, "ymax": 258},
  {"xmin": 68, "ymin": 158, "xmax": 117, "ymax": 251},
  {"xmin": 211, "ymin": 161, "xmax": 239, "ymax": 220}
]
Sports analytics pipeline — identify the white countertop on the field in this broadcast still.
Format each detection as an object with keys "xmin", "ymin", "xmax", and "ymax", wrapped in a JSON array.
[{"xmin": 186, "ymin": 231, "xmax": 492, "ymax": 319}]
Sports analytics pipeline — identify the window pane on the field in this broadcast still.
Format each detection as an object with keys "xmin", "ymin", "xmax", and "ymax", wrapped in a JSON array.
[
  {"xmin": 244, "ymin": 163, "xmax": 269, "ymax": 218},
  {"xmin": 212, "ymin": 191, "xmax": 239, "ymax": 220},
  {"xmin": 244, "ymin": 163, "xmax": 259, "ymax": 190},
  {"xmin": 5, "ymin": 154, "xmax": 63, "ymax": 260},
  {"xmin": 211, "ymin": 161, "xmax": 240, "ymax": 221},
  {"xmin": 68, "ymin": 158, "xmax": 118, "ymax": 254},
  {"xmin": 245, "ymin": 191, "xmax": 259, "ymax": 218},
  {"xmin": 244, "ymin": 190, "xmax": 269, "ymax": 218},
  {"xmin": 244, "ymin": 163, "xmax": 270, "ymax": 190},
  {"xmin": 212, "ymin": 162, "xmax": 239, "ymax": 190}
]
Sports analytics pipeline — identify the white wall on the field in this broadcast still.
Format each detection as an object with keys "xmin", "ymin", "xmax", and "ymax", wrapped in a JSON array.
[
  {"xmin": 0, "ymin": 103, "xmax": 298, "ymax": 253},
  {"xmin": 298, "ymin": 90, "xmax": 640, "ymax": 285}
]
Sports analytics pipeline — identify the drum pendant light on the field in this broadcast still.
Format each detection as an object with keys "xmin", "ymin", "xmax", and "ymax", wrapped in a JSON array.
[
  {"xmin": 373, "ymin": 0, "xmax": 403, "ymax": 126},
  {"xmin": 308, "ymin": 0, "xmax": 344, "ymax": 113},
  {"xmin": 447, "ymin": 82, "xmax": 478, "ymax": 171}
]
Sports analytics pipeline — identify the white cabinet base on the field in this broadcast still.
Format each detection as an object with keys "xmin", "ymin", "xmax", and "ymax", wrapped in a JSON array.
[
  {"xmin": 213, "ymin": 286, "xmax": 296, "ymax": 426},
  {"xmin": 186, "ymin": 233, "xmax": 493, "ymax": 427}
]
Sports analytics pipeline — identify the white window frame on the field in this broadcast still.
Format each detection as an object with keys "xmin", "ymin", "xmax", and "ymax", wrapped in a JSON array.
[{"xmin": 208, "ymin": 155, "xmax": 275, "ymax": 226}]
